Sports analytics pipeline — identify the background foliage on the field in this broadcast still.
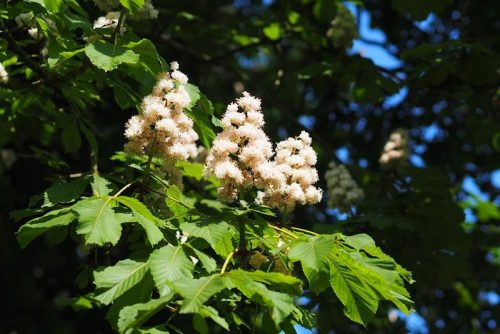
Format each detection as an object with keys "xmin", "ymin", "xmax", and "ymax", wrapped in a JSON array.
[{"xmin": 0, "ymin": 0, "xmax": 499, "ymax": 333}]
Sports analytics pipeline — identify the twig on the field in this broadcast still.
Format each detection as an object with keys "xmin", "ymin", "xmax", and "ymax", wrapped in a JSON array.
[
  {"xmin": 268, "ymin": 224, "xmax": 299, "ymax": 239},
  {"xmin": 220, "ymin": 250, "xmax": 236, "ymax": 274}
]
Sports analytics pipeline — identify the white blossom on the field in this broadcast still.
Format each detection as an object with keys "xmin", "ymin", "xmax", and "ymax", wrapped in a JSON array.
[
  {"xmin": 175, "ymin": 231, "xmax": 189, "ymax": 244},
  {"xmin": 124, "ymin": 62, "xmax": 198, "ymax": 164},
  {"xmin": 204, "ymin": 92, "xmax": 274, "ymax": 201},
  {"xmin": 325, "ymin": 162, "xmax": 364, "ymax": 212},
  {"xmin": 379, "ymin": 128, "xmax": 410, "ymax": 168},
  {"xmin": 256, "ymin": 131, "xmax": 322, "ymax": 211},
  {"xmin": 93, "ymin": 11, "xmax": 126, "ymax": 35},
  {"xmin": 0, "ymin": 63, "xmax": 8, "ymax": 84}
]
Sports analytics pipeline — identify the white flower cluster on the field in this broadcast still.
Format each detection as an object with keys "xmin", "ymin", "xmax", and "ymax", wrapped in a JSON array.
[
  {"xmin": 204, "ymin": 92, "xmax": 274, "ymax": 201},
  {"xmin": 379, "ymin": 128, "xmax": 410, "ymax": 168},
  {"xmin": 93, "ymin": 11, "xmax": 126, "ymax": 35},
  {"xmin": 256, "ymin": 131, "xmax": 322, "ymax": 211},
  {"xmin": 204, "ymin": 92, "xmax": 322, "ymax": 210},
  {"xmin": 124, "ymin": 61, "xmax": 198, "ymax": 162},
  {"xmin": 325, "ymin": 162, "xmax": 364, "ymax": 212},
  {"xmin": 0, "ymin": 63, "xmax": 8, "ymax": 84},
  {"xmin": 93, "ymin": 0, "xmax": 158, "ymax": 19}
]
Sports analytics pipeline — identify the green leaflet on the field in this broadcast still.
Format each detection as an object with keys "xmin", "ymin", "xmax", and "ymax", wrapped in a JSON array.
[
  {"xmin": 94, "ymin": 259, "xmax": 150, "ymax": 305},
  {"xmin": 176, "ymin": 161, "xmax": 204, "ymax": 181},
  {"xmin": 180, "ymin": 220, "xmax": 234, "ymax": 257},
  {"xmin": 91, "ymin": 175, "xmax": 114, "ymax": 197},
  {"xmin": 245, "ymin": 270, "xmax": 302, "ymax": 295},
  {"xmin": 119, "ymin": 0, "xmax": 145, "ymax": 15},
  {"xmin": 116, "ymin": 196, "xmax": 166, "ymax": 245},
  {"xmin": 117, "ymin": 293, "xmax": 174, "ymax": 333},
  {"xmin": 85, "ymin": 40, "xmax": 140, "ymax": 72},
  {"xmin": 183, "ymin": 83, "xmax": 200, "ymax": 110},
  {"xmin": 148, "ymin": 244, "xmax": 194, "ymax": 296},
  {"xmin": 172, "ymin": 274, "xmax": 226, "ymax": 314},
  {"xmin": 165, "ymin": 184, "xmax": 192, "ymax": 217},
  {"xmin": 224, "ymin": 269, "xmax": 296, "ymax": 326},
  {"xmin": 198, "ymin": 305, "xmax": 229, "ymax": 330},
  {"xmin": 186, "ymin": 245, "xmax": 217, "ymax": 273},
  {"xmin": 74, "ymin": 197, "xmax": 126, "ymax": 246},
  {"xmin": 288, "ymin": 235, "xmax": 333, "ymax": 292},
  {"xmin": 43, "ymin": 177, "xmax": 90, "ymax": 207},
  {"xmin": 17, "ymin": 207, "xmax": 76, "ymax": 248}
]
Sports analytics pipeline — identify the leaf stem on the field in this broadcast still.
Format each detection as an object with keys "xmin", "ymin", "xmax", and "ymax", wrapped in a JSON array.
[
  {"xmin": 220, "ymin": 250, "xmax": 236, "ymax": 274},
  {"xmin": 269, "ymin": 224, "xmax": 299, "ymax": 239},
  {"xmin": 290, "ymin": 226, "xmax": 319, "ymax": 236}
]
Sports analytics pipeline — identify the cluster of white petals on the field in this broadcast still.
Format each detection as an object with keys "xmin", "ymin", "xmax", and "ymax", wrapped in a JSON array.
[
  {"xmin": 124, "ymin": 62, "xmax": 198, "ymax": 163},
  {"xmin": 256, "ymin": 131, "xmax": 322, "ymax": 211},
  {"xmin": 94, "ymin": 0, "xmax": 158, "ymax": 19},
  {"xmin": 325, "ymin": 162, "xmax": 364, "ymax": 212},
  {"xmin": 93, "ymin": 11, "xmax": 126, "ymax": 35},
  {"xmin": 204, "ymin": 92, "xmax": 274, "ymax": 201},
  {"xmin": 0, "ymin": 63, "xmax": 8, "ymax": 84},
  {"xmin": 379, "ymin": 128, "xmax": 410, "ymax": 168}
]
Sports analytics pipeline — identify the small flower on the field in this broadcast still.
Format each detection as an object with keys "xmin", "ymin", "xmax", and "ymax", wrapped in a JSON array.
[
  {"xmin": 175, "ymin": 231, "xmax": 189, "ymax": 244},
  {"xmin": 0, "ymin": 63, "xmax": 8, "ymax": 84}
]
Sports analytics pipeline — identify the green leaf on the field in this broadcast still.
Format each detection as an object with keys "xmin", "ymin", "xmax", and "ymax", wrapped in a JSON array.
[
  {"xmin": 183, "ymin": 83, "xmax": 200, "ymax": 110},
  {"xmin": 17, "ymin": 208, "xmax": 76, "ymax": 248},
  {"xmin": 165, "ymin": 184, "xmax": 192, "ymax": 217},
  {"xmin": 288, "ymin": 235, "xmax": 333, "ymax": 271},
  {"xmin": 245, "ymin": 270, "xmax": 302, "ymax": 295},
  {"xmin": 263, "ymin": 23, "xmax": 281, "ymax": 41},
  {"xmin": 91, "ymin": 175, "xmax": 114, "ymax": 197},
  {"xmin": 180, "ymin": 220, "xmax": 234, "ymax": 257},
  {"xmin": 116, "ymin": 196, "xmax": 166, "ymax": 245},
  {"xmin": 119, "ymin": 0, "xmax": 145, "ymax": 15},
  {"xmin": 43, "ymin": 0, "xmax": 64, "ymax": 13},
  {"xmin": 328, "ymin": 252, "xmax": 379, "ymax": 325},
  {"xmin": 117, "ymin": 294, "xmax": 174, "ymax": 333},
  {"xmin": 43, "ymin": 177, "xmax": 90, "ymax": 207},
  {"xmin": 172, "ymin": 274, "xmax": 226, "ymax": 313},
  {"xmin": 148, "ymin": 244, "xmax": 194, "ymax": 296},
  {"xmin": 198, "ymin": 305, "xmax": 229, "ymax": 330},
  {"xmin": 327, "ymin": 237, "xmax": 413, "ymax": 325},
  {"xmin": 94, "ymin": 259, "xmax": 150, "ymax": 305},
  {"xmin": 187, "ymin": 246, "xmax": 217, "ymax": 273},
  {"xmin": 85, "ymin": 40, "xmax": 140, "ymax": 72},
  {"xmin": 74, "ymin": 197, "xmax": 125, "ymax": 246},
  {"xmin": 176, "ymin": 161, "xmax": 204, "ymax": 181},
  {"xmin": 224, "ymin": 269, "xmax": 295, "ymax": 325}
]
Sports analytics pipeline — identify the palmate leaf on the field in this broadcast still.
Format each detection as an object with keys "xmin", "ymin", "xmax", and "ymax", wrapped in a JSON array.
[
  {"xmin": 148, "ymin": 244, "xmax": 194, "ymax": 296},
  {"xmin": 224, "ymin": 269, "xmax": 296, "ymax": 326},
  {"xmin": 94, "ymin": 259, "xmax": 150, "ymax": 305},
  {"xmin": 117, "ymin": 293, "xmax": 174, "ymax": 333},
  {"xmin": 17, "ymin": 207, "xmax": 76, "ymax": 248},
  {"xmin": 180, "ymin": 220, "xmax": 234, "ymax": 257},
  {"xmin": 289, "ymin": 233, "xmax": 413, "ymax": 326},
  {"xmin": 172, "ymin": 274, "xmax": 226, "ymax": 314},
  {"xmin": 74, "ymin": 197, "xmax": 126, "ymax": 246}
]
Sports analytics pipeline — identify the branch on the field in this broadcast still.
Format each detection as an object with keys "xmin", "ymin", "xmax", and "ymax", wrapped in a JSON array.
[{"xmin": 0, "ymin": 29, "xmax": 47, "ymax": 80}]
